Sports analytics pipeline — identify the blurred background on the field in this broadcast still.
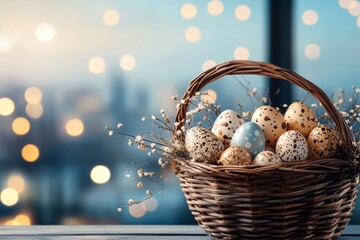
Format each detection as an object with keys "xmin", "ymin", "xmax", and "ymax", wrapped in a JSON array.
[{"xmin": 0, "ymin": 0, "xmax": 360, "ymax": 225}]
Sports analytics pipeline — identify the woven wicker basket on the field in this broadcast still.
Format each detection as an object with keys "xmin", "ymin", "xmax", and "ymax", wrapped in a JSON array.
[{"xmin": 172, "ymin": 60, "xmax": 360, "ymax": 239}]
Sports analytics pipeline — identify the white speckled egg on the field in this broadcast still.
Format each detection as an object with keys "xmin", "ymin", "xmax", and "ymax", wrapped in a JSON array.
[
  {"xmin": 185, "ymin": 127, "xmax": 224, "ymax": 163},
  {"xmin": 219, "ymin": 146, "xmax": 252, "ymax": 166},
  {"xmin": 276, "ymin": 130, "xmax": 309, "ymax": 162},
  {"xmin": 308, "ymin": 125, "xmax": 339, "ymax": 160},
  {"xmin": 284, "ymin": 102, "xmax": 317, "ymax": 137},
  {"xmin": 212, "ymin": 109, "xmax": 244, "ymax": 148},
  {"xmin": 251, "ymin": 106, "xmax": 287, "ymax": 148},
  {"xmin": 230, "ymin": 122, "xmax": 265, "ymax": 159},
  {"xmin": 254, "ymin": 151, "xmax": 281, "ymax": 166}
]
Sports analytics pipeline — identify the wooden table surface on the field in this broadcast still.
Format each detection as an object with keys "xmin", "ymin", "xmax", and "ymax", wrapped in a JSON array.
[{"xmin": 0, "ymin": 225, "xmax": 360, "ymax": 239}]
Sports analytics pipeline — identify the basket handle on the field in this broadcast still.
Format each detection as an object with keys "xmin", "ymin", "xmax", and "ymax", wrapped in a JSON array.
[{"xmin": 173, "ymin": 60, "xmax": 358, "ymax": 160}]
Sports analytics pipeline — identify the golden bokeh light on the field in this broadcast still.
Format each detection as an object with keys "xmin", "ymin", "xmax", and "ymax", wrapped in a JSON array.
[
  {"xmin": 201, "ymin": 89, "xmax": 217, "ymax": 104},
  {"xmin": 141, "ymin": 198, "xmax": 158, "ymax": 212},
  {"xmin": 65, "ymin": 118, "xmax": 84, "ymax": 137},
  {"xmin": 185, "ymin": 27, "xmax": 201, "ymax": 43},
  {"xmin": 12, "ymin": 117, "xmax": 31, "ymax": 135},
  {"xmin": 207, "ymin": 0, "xmax": 224, "ymax": 16},
  {"xmin": 21, "ymin": 144, "xmax": 40, "ymax": 163},
  {"xmin": 305, "ymin": 43, "xmax": 320, "ymax": 60},
  {"xmin": 7, "ymin": 173, "xmax": 26, "ymax": 193},
  {"xmin": 202, "ymin": 60, "xmax": 216, "ymax": 71},
  {"xmin": 120, "ymin": 55, "xmax": 136, "ymax": 71},
  {"xmin": 90, "ymin": 165, "xmax": 111, "ymax": 184},
  {"xmin": 339, "ymin": 0, "xmax": 353, "ymax": 9},
  {"xmin": 348, "ymin": 1, "xmax": 360, "ymax": 16},
  {"xmin": 14, "ymin": 214, "xmax": 31, "ymax": 225},
  {"xmin": 181, "ymin": 3, "xmax": 197, "ymax": 19},
  {"xmin": 302, "ymin": 10, "xmax": 318, "ymax": 25},
  {"xmin": 26, "ymin": 103, "xmax": 43, "ymax": 119},
  {"xmin": 357, "ymin": 16, "xmax": 360, "ymax": 28},
  {"xmin": 24, "ymin": 87, "xmax": 42, "ymax": 104},
  {"xmin": 234, "ymin": 46, "xmax": 250, "ymax": 60},
  {"xmin": 103, "ymin": 9, "xmax": 120, "ymax": 26},
  {"xmin": 35, "ymin": 23, "xmax": 55, "ymax": 42},
  {"xmin": 88, "ymin": 57, "xmax": 106, "ymax": 74},
  {"xmin": 235, "ymin": 5, "xmax": 251, "ymax": 21},
  {"xmin": 129, "ymin": 203, "xmax": 146, "ymax": 218},
  {"xmin": 0, "ymin": 97, "xmax": 15, "ymax": 116},
  {"xmin": 0, "ymin": 188, "xmax": 19, "ymax": 207},
  {"xmin": 0, "ymin": 36, "xmax": 13, "ymax": 52}
]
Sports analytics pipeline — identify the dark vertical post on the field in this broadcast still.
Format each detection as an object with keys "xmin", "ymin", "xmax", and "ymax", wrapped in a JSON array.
[{"xmin": 268, "ymin": 0, "xmax": 293, "ymax": 110}]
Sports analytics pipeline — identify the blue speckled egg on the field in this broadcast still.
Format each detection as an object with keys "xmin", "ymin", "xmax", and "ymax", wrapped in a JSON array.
[{"xmin": 230, "ymin": 122, "xmax": 265, "ymax": 158}]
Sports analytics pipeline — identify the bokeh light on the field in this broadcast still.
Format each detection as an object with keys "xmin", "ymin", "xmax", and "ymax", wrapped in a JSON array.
[
  {"xmin": 0, "ymin": 36, "xmax": 13, "ymax": 52},
  {"xmin": 129, "ymin": 203, "xmax": 146, "ymax": 218},
  {"xmin": 14, "ymin": 214, "xmax": 31, "ymax": 225},
  {"xmin": 202, "ymin": 60, "xmax": 216, "ymax": 71},
  {"xmin": 65, "ymin": 118, "xmax": 84, "ymax": 137},
  {"xmin": 103, "ymin": 9, "xmax": 120, "ymax": 26},
  {"xmin": 24, "ymin": 87, "xmax": 42, "ymax": 104},
  {"xmin": 305, "ymin": 43, "xmax": 320, "ymax": 59},
  {"xmin": 21, "ymin": 144, "xmax": 40, "ymax": 163},
  {"xmin": 7, "ymin": 173, "xmax": 26, "ymax": 193},
  {"xmin": 0, "ymin": 97, "xmax": 15, "ymax": 116},
  {"xmin": 181, "ymin": 3, "xmax": 197, "ymax": 19},
  {"xmin": 235, "ymin": 5, "xmax": 251, "ymax": 21},
  {"xmin": 88, "ymin": 57, "xmax": 106, "ymax": 74},
  {"xmin": 12, "ymin": 117, "xmax": 31, "ymax": 135},
  {"xmin": 0, "ymin": 188, "xmax": 19, "ymax": 207},
  {"xmin": 348, "ymin": 1, "xmax": 360, "ymax": 16},
  {"xmin": 234, "ymin": 46, "xmax": 250, "ymax": 60},
  {"xmin": 302, "ymin": 10, "xmax": 318, "ymax": 25},
  {"xmin": 339, "ymin": 0, "xmax": 353, "ymax": 9},
  {"xmin": 141, "ymin": 198, "xmax": 158, "ymax": 212},
  {"xmin": 185, "ymin": 27, "xmax": 201, "ymax": 43},
  {"xmin": 120, "ymin": 55, "xmax": 136, "ymax": 71},
  {"xmin": 357, "ymin": 16, "xmax": 360, "ymax": 27},
  {"xmin": 201, "ymin": 89, "xmax": 217, "ymax": 103},
  {"xmin": 207, "ymin": 0, "xmax": 224, "ymax": 16},
  {"xmin": 35, "ymin": 23, "xmax": 55, "ymax": 42},
  {"xmin": 90, "ymin": 165, "xmax": 111, "ymax": 184},
  {"xmin": 26, "ymin": 103, "xmax": 43, "ymax": 119}
]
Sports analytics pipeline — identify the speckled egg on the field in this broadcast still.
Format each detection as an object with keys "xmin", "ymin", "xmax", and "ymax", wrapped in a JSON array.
[
  {"xmin": 308, "ymin": 125, "xmax": 339, "ymax": 160},
  {"xmin": 254, "ymin": 151, "xmax": 281, "ymax": 166},
  {"xmin": 230, "ymin": 122, "xmax": 265, "ymax": 158},
  {"xmin": 251, "ymin": 106, "xmax": 287, "ymax": 147},
  {"xmin": 284, "ymin": 102, "xmax": 317, "ymax": 137},
  {"xmin": 185, "ymin": 127, "xmax": 224, "ymax": 163},
  {"xmin": 212, "ymin": 109, "xmax": 244, "ymax": 148},
  {"xmin": 276, "ymin": 130, "xmax": 309, "ymax": 162},
  {"xmin": 218, "ymin": 146, "xmax": 252, "ymax": 166}
]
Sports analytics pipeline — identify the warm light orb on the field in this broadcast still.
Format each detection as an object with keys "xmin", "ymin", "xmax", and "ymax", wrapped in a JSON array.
[
  {"xmin": 207, "ymin": 0, "xmax": 224, "ymax": 16},
  {"xmin": 90, "ymin": 165, "xmax": 111, "ymax": 184},
  {"xmin": 339, "ymin": 0, "xmax": 353, "ymax": 9},
  {"xmin": 185, "ymin": 27, "xmax": 201, "ymax": 43},
  {"xmin": 103, "ymin": 9, "xmax": 120, "ymax": 26},
  {"xmin": 129, "ymin": 203, "xmax": 146, "ymax": 218},
  {"xmin": 357, "ymin": 16, "xmax": 360, "ymax": 28},
  {"xmin": 14, "ymin": 214, "xmax": 31, "ymax": 225},
  {"xmin": 234, "ymin": 46, "xmax": 250, "ymax": 60},
  {"xmin": 88, "ymin": 57, "xmax": 106, "ymax": 74},
  {"xmin": 120, "ymin": 55, "xmax": 136, "ymax": 71},
  {"xmin": 305, "ymin": 43, "xmax": 320, "ymax": 59},
  {"xmin": 202, "ymin": 60, "xmax": 216, "ymax": 71},
  {"xmin": 12, "ymin": 117, "xmax": 31, "ymax": 135},
  {"xmin": 302, "ymin": 10, "xmax": 318, "ymax": 25},
  {"xmin": 0, "ymin": 36, "xmax": 13, "ymax": 52},
  {"xmin": 24, "ymin": 87, "xmax": 42, "ymax": 104},
  {"xmin": 181, "ymin": 3, "xmax": 197, "ymax": 19},
  {"xmin": 141, "ymin": 198, "xmax": 158, "ymax": 212},
  {"xmin": 21, "ymin": 144, "xmax": 40, "ymax": 163},
  {"xmin": 0, "ymin": 97, "xmax": 15, "ymax": 116},
  {"xmin": 7, "ymin": 173, "xmax": 26, "ymax": 193},
  {"xmin": 0, "ymin": 188, "xmax": 19, "ymax": 206},
  {"xmin": 235, "ymin": 5, "xmax": 251, "ymax": 21},
  {"xmin": 35, "ymin": 23, "xmax": 55, "ymax": 42},
  {"xmin": 201, "ymin": 89, "xmax": 217, "ymax": 104},
  {"xmin": 26, "ymin": 103, "xmax": 43, "ymax": 119},
  {"xmin": 65, "ymin": 118, "xmax": 84, "ymax": 137},
  {"xmin": 348, "ymin": 1, "xmax": 360, "ymax": 16}
]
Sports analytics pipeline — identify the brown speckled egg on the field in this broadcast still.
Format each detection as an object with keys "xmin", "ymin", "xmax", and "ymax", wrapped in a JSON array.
[
  {"xmin": 276, "ymin": 130, "xmax": 309, "ymax": 162},
  {"xmin": 284, "ymin": 102, "xmax": 317, "ymax": 137},
  {"xmin": 212, "ymin": 109, "xmax": 244, "ymax": 148},
  {"xmin": 251, "ymin": 106, "xmax": 287, "ymax": 147},
  {"xmin": 254, "ymin": 151, "xmax": 281, "ymax": 166},
  {"xmin": 185, "ymin": 127, "xmax": 224, "ymax": 163},
  {"xmin": 218, "ymin": 146, "xmax": 252, "ymax": 166},
  {"xmin": 308, "ymin": 125, "xmax": 339, "ymax": 160}
]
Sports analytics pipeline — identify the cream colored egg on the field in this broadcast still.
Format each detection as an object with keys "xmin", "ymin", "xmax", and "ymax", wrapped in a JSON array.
[
  {"xmin": 218, "ymin": 146, "xmax": 252, "ymax": 166},
  {"xmin": 212, "ymin": 109, "xmax": 244, "ymax": 148},
  {"xmin": 251, "ymin": 106, "xmax": 287, "ymax": 147},
  {"xmin": 284, "ymin": 102, "xmax": 317, "ymax": 137},
  {"xmin": 276, "ymin": 130, "xmax": 309, "ymax": 162},
  {"xmin": 308, "ymin": 125, "xmax": 339, "ymax": 160},
  {"xmin": 185, "ymin": 127, "xmax": 224, "ymax": 163},
  {"xmin": 254, "ymin": 151, "xmax": 281, "ymax": 166}
]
